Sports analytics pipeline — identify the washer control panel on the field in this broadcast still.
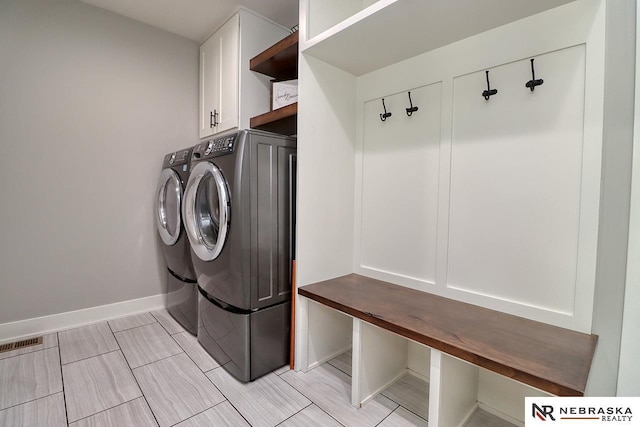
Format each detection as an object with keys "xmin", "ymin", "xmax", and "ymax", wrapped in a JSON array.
[
  {"xmin": 195, "ymin": 134, "xmax": 236, "ymax": 158},
  {"xmin": 204, "ymin": 136, "xmax": 235, "ymax": 155}
]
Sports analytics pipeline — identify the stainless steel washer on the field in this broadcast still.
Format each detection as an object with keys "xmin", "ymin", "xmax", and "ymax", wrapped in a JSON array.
[{"xmin": 183, "ymin": 130, "xmax": 296, "ymax": 381}]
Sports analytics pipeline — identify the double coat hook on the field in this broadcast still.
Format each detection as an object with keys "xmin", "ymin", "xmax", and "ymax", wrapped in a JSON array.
[
  {"xmin": 405, "ymin": 92, "xmax": 418, "ymax": 116},
  {"xmin": 380, "ymin": 98, "xmax": 392, "ymax": 121},
  {"xmin": 482, "ymin": 70, "xmax": 498, "ymax": 100},
  {"xmin": 525, "ymin": 58, "xmax": 544, "ymax": 91}
]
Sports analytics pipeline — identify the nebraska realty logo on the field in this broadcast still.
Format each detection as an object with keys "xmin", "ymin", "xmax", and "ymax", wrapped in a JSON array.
[{"xmin": 525, "ymin": 397, "xmax": 640, "ymax": 425}]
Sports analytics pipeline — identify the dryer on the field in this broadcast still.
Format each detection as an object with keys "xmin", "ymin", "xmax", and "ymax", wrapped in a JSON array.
[
  {"xmin": 183, "ymin": 129, "xmax": 296, "ymax": 382},
  {"xmin": 156, "ymin": 147, "xmax": 198, "ymax": 334}
]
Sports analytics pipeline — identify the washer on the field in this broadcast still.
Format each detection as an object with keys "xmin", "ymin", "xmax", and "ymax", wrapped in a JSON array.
[
  {"xmin": 183, "ymin": 129, "xmax": 296, "ymax": 382},
  {"xmin": 155, "ymin": 146, "xmax": 198, "ymax": 335}
]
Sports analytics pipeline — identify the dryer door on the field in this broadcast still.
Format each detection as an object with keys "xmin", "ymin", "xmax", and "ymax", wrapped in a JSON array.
[
  {"xmin": 183, "ymin": 161, "xmax": 230, "ymax": 261},
  {"xmin": 156, "ymin": 168, "xmax": 182, "ymax": 246}
]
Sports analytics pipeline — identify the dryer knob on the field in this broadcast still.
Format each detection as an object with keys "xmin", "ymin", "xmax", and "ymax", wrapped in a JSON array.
[{"xmin": 168, "ymin": 153, "xmax": 176, "ymax": 164}]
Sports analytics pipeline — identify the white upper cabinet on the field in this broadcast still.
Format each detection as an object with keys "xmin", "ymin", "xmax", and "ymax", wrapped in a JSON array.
[
  {"xmin": 199, "ymin": 10, "xmax": 289, "ymax": 138},
  {"xmin": 199, "ymin": 30, "xmax": 222, "ymax": 138}
]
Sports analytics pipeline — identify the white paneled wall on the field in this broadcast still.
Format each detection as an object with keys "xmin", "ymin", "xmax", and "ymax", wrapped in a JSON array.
[
  {"xmin": 354, "ymin": 1, "xmax": 605, "ymax": 333},
  {"xmin": 360, "ymin": 84, "xmax": 441, "ymax": 284},
  {"xmin": 448, "ymin": 47, "xmax": 585, "ymax": 315}
]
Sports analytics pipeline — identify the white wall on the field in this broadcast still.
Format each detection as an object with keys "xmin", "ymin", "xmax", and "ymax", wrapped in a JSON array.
[{"xmin": 0, "ymin": 0, "xmax": 198, "ymax": 327}]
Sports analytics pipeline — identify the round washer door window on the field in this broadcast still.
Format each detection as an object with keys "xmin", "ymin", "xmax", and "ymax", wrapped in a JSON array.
[
  {"xmin": 183, "ymin": 161, "xmax": 230, "ymax": 261},
  {"xmin": 156, "ymin": 168, "xmax": 182, "ymax": 246}
]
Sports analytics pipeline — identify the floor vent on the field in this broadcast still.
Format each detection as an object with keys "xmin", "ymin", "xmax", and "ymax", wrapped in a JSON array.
[{"xmin": 0, "ymin": 336, "xmax": 43, "ymax": 354}]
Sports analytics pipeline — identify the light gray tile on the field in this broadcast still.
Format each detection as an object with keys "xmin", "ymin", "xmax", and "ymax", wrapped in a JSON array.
[
  {"xmin": 0, "ymin": 333, "xmax": 58, "ymax": 361},
  {"xmin": 58, "ymin": 322, "xmax": 119, "ymax": 365},
  {"xmin": 69, "ymin": 397, "xmax": 157, "ymax": 427},
  {"xmin": 279, "ymin": 404, "xmax": 342, "ymax": 427},
  {"xmin": 175, "ymin": 401, "xmax": 249, "ymax": 427},
  {"xmin": 108, "ymin": 313, "xmax": 156, "ymax": 333},
  {"xmin": 381, "ymin": 374, "xmax": 429, "ymax": 420},
  {"xmin": 0, "ymin": 392, "xmax": 66, "ymax": 427},
  {"xmin": 281, "ymin": 364, "xmax": 397, "ymax": 427},
  {"xmin": 172, "ymin": 331, "xmax": 219, "ymax": 372},
  {"xmin": 133, "ymin": 353, "xmax": 225, "ymax": 427},
  {"xmin": 207, "ymin": 368, "xmax": 310, "ymax": 427},
  {"xmin": 465, "ymin": 408, "xmax": 516, "ymax": 427},
  {"xmin": 62, "ymin": 351, "xmax": 142, "ymax": 422},
  {"xmin": 327, "ymin": 350, "xmax": 352, "ymax": 376},
  {"xmin": 0, "ymin": 347, "xmax": 62, "ymax": 410},
  {"xmin": 115, "ymin": 323, "xmax": 182, "ymax": 368},
  {"xmin": 151, "ymin": 309, "xmax": 185, "ymax": 335},
  {"xmin": 378, "ymin": 407, "xmax": 429, "ymax": 427}
]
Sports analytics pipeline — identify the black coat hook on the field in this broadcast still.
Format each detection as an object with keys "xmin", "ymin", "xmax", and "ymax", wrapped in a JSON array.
[
  {"xmin": 405, "ymin": 92, "xmax": 419, "ymax": 116},
  {"xmin": 482, "ymin": 70, "xmax": 498, "ymax": 100},
  {"xmin": 380, "ymin": 98, "xmax": 392, "ymax": 121},
  {"xmin": 525, "ymin": 58, "xmax": 544, "ymax": 91}
]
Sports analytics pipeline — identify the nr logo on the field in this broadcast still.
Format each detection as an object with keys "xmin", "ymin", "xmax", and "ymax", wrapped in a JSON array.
[{"xmin": 533, "ymin": 403, "xmax": 556, "ymax": 421}]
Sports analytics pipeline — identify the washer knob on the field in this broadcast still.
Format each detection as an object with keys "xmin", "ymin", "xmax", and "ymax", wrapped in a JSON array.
[
  {"xmin": 204, "ymin": 140, "xmax": 214, "ymax": 155},
  {"xmin": 168, "ymin": 153, "xmax": 176, "ymax": 164}
]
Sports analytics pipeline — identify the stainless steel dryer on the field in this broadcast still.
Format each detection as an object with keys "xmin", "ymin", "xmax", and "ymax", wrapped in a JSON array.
[
  {"xmin": 156, "ymin": 147, "xmax": 198, "ymax": 335},
  {"xmin": 182, "ymin": 129, "xmax": 296, "ymax": 382}
]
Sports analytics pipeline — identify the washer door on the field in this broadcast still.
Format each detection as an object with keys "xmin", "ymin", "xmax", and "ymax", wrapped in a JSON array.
[
  {"xmin": 183, "ymin": 161, "xmax": 230, "ymax": 261},
  {"xmin": 156, "ymin": 168, "xmax": 182, "ymax": 246}
]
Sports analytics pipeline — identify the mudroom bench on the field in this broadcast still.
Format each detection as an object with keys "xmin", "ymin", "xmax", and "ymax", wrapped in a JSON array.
[{"xmin": 297, "ymin": 274, "xmax": 598, "ymax": 426}]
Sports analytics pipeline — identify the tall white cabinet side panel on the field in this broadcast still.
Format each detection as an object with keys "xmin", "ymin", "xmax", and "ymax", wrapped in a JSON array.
[
  {"xmin": 447, "ymin": 46, "xmax": 586, "ymax": 316},
  {"xmin": 216, "ymin": 14, "xmax": 239, "ymax": 134},
  {"xmin": 617, "ymin": 0, "xmax": 640, "ymax": 398},
  {"xmin": 294, "ymin": 54, "xmax": 356, "ymax": 371},
  {"xmin": 295, "ymin": 54, "xmax": 357, "ymax": 287},
  {"xmin": 359, "ymin": 84, "xmax": 441, "ymax": 284},
  {"xmin": 199, "ymin": 36, "xmax": 218, "ymax": 138},
  {"xmin": 238, "ymin": 11, "xmax": 289, "ymax": 130},
  {"xmin": 588, "ymin": 0, "xmax": 636, "ymax": 396}
]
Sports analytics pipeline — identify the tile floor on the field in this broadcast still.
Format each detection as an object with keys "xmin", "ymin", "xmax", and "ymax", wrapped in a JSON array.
[{"xmin": 0, "ymin": 310, "xmax": 431, "ymax": 427}]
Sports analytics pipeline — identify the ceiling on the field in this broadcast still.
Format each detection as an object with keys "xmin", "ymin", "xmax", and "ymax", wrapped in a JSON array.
[{"xmin": 81, "ymin": 0, "xmax": 299, "ymax": 42}]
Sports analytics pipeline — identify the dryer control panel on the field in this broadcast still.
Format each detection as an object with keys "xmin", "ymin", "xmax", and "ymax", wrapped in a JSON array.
[{"xmin": 162, "ymin": 148, "xmax": 191, "ymax": 168}]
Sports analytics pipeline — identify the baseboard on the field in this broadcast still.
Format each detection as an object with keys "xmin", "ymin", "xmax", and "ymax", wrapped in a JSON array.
[
  {"xmin": 307, "ymin": 345, "xmax": 352, "ymax": 371},
  {"xmin": 407, "ymin": 367, "xmax": 430, "ymax": 383},
  {"xmin": 0, "ymin": 293, "xmax": 166, "ymax": 342},
  {"xmin": 478, "ymin": 402, "xmax": 524, "ymax": 427},
  {"xmin": 358, "ymin": 368, "xmax": 408, "ymax": 407},
  {"xmin": 456, "ymin": 402, "xmax": 480, "ymax": 427}
]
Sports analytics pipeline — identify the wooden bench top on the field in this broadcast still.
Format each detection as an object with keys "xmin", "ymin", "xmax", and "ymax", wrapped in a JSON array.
[{"xmin": 298, "ymin": 274, "xmax": 597, "ymax": 396}]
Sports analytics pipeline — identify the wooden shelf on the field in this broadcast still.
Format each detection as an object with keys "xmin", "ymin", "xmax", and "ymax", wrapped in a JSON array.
[
  {"xmin": 299, "ymin": 274, "xmax": 597, "ymax": 396},
  {"xmin": 250, "ymin": 31, "xmax": 299, "ymax": 80},
  {"xmin": 250, "ymin": 102, "xmax": 297, "ymax": 136},
  {"xmin": 249, "ymin": 32, "xmax": 299, "ymax": 135}
]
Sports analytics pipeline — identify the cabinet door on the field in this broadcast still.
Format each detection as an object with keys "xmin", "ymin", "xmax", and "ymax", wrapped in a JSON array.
[
  {"xmin": 215, "ymin": 14, "xmax": 239, "ymax": 134},
  {"xmin": 199, "ymin": 34, "xmax": 219, "ymax": 139}
]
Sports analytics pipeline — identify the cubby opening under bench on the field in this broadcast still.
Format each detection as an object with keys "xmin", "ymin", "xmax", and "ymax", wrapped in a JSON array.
[{"xmin": 297, "ymin": 274, "xmax": 598, "ymax": 427}]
